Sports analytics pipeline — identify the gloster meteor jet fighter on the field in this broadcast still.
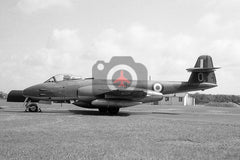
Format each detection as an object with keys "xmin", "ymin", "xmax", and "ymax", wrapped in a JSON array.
[{"xmin": 7, "ymin": 55, "xmax": 219, "ymax": 114}]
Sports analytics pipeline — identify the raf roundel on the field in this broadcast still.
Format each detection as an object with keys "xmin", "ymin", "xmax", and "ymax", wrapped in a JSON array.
[{"xmin": 153, "ymin": 83, "xmax": 163, "ymax": 92}]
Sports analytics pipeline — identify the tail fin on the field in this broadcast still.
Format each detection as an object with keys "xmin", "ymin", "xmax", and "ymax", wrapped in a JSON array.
[{"xmin": 187, "ymin": 55, "xmax": 219, "ymax": 84}]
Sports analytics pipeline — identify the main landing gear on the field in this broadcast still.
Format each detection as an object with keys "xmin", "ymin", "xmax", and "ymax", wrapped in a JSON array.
[
  {"xmin": 24, "ymin": 98, "xmax": 41, "ymax": 112},
  {"xmin": 98, "ymin": 107, "xmax": 120, "ymax": 115}
]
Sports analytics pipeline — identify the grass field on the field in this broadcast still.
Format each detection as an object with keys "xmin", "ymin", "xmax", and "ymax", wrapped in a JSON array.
[{"xmin": 0, "ymin": 99, "xmax": 240, "ymax": 160}]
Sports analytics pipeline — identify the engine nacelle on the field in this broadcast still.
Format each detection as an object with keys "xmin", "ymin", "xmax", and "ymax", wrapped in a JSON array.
[
  {"xmin": 91, "ymin": 99, "xmax": 142, "ymax": 108},
  {"xmin": 141, "ymin": 90, "xmax": 163, "ymax": 103}
]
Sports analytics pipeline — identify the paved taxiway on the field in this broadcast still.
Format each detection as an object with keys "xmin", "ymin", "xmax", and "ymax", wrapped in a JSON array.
[{"xmin": 0, "ymin": 99, "xmax": 240, "ymax": 160}]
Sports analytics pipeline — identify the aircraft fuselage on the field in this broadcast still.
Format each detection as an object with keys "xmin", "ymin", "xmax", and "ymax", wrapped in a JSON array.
[{"xmin": 22, "ymin": 79, "xmax": 216, "ymax": 102}]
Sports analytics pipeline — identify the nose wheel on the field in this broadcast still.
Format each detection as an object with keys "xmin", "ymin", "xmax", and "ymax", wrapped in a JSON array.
[
  {"xmin": 24, "ymin": 98, "xmax": 41, "ymax": 112},
  {"xmin": 27, "ymin": 103, "xmax": 41, "ymax": 112}
]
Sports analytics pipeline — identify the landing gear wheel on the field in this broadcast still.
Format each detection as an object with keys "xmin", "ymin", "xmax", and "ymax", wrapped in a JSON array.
[
  {"xmin": 108, "ymin": 107, "xmax": 119, "ymax": 115},
  {"xmin": 28, "ymin": 104, "xmax": 38, "ymax": 112},
  {"xmin": 98, "ymin": 108, "xmax": 108, "ymax": 113}
]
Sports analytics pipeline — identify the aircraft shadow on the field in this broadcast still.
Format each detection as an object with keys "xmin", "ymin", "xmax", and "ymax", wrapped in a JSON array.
[
  {"xmin": 1, "ymin": 110, "xmax": 71, "ymax": 114},
  {"xmin": 1, "ymin": 110, "xmax": 27, "ymax": 113},
  {"xmin": 69, "ymin": 110, "xmax": 130, "ymax": 117},
  {"xmin": 129, "ymin": 111, "xmax": 180, "ymax": 116},
  {"xmin": 152, "ymin": 112, "xmax": 180, "ymax": 115},
  {"xmin": 1, "ymin": 109, "xmax": 180, "ymax": 116}
]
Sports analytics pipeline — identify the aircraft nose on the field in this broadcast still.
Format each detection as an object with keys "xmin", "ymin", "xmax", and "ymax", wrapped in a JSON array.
[{"xmin": 23, "ymin": 85, "xmax": 41, "ymax": 97}]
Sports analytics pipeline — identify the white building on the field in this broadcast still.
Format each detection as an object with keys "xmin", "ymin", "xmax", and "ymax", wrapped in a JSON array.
[{"xmin": 154, "ymin": 92, "xmax": 195, "ymax": 106}]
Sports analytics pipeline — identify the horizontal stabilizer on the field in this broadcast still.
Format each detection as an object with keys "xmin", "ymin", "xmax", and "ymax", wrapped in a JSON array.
[{"xmin": 187, "ymin": 67, "xmax": 220, "ymax": 72}]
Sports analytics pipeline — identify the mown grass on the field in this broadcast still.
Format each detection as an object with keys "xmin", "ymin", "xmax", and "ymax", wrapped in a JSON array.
[
  {"xmin": 0, "ymin": 100, "xmax": 240, "ymax": 160},
  {"xmin": 205, "ymin": 102, "xmax": 240, "ymax": 108}
]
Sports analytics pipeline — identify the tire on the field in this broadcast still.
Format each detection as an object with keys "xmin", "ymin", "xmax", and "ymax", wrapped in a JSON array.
[
  {"xmin": 108, "ymin": 107, "xmax": 119, "ymax": 115},
  {"xmin": 98, "ymin": 108, "xmax": 108, "ymax": 113},
  {"xmin": 28, "ymin": 104, "xmax": 38, "ymax": 112}
]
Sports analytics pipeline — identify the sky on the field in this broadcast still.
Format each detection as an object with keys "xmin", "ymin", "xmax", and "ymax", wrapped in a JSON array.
[{"xmin": 0, "ymin": 0, "xmax": 240, "ymax": 95}]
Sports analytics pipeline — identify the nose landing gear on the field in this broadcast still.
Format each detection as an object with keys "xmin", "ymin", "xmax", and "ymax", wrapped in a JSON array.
[
  {"xmin": 27, "ymin": 103, "xmax": 41, "ymax": 112},
  {"xmin": 24, "ymin": 98, "xmax": 41, "ymax": 112}
]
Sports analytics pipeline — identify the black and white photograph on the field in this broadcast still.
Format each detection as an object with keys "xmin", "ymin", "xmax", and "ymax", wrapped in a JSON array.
[{"xmin": 0, "ymin": 0, "xmax": 240, "ymax": 159}]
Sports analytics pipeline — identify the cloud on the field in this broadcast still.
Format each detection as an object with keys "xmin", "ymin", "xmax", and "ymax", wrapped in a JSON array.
[
  {"xmin": 90, "ymin": 24, "xmax": 197, "ymax": 81},
  {"xmin": 196, "ymin": 13, "xmax": 240, "ymax": 67},
  {"xmin": 17, "ymin": 0, "xmax": 73, "ymax": 13},
  {"xmin": 0, "ymin": 26, "xmax": 198, "ymax": 92},
  {"xmin": 89, "ymin": 24, "xmax": 240, "ymax": 94},
  {"xmin": 47, "ymin": 29, "xmax": 82, "ymax": 52},
  {"xmin": 195, "ymin": 13, "xmax": 240, "ymax": 94},
  {"xmin": 197, "ymin": 13, "xmax": 240, "ymax": 38},
  {"xmin": 23, "ymin": 29, "xmax": 86, "ymax": 73},
  {"xmin": 19, "ymin": 25, "xmax": 201, "ymax": 82},
  {"xmin": 206, "ymin": 0, "xmax": 240, "ymax": 12},
  {"xmin": 197, "ymin": 13, "xmax": 220, "ymax": 33},
  {"xmin": 0, "ymin": 28, "xmax": 87, "ymax": 91},
  {"xmin": 208, "ymin": 39, "xmax": 240, "ymax": 69},
  {"xmin": 1, "ymin": 23, "xmax": 240, "ymax": 94}
]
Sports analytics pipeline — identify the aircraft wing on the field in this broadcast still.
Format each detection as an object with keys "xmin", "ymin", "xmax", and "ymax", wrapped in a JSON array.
[{"xmin": 78, "ymin": 85, "xmax": 147, "ymax": 100}]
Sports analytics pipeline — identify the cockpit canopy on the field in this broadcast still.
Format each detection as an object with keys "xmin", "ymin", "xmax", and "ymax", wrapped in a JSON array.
[{"xmin": 44, "ymin": 74, "xmax": 83, "ymax": 83}]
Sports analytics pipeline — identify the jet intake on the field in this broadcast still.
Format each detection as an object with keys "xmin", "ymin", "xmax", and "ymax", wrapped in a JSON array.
[{"xmin": 91, "ymin": 99, "xmax": 142, "ymax": 108}]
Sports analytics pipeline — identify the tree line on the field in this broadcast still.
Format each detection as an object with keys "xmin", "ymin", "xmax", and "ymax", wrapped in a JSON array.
[{"xmin": 190, "ymin": 93, "xmax": 240, "ymax": 105}]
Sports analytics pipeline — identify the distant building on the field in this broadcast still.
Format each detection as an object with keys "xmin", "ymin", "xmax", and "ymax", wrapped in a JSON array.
[{"xmin": 154, "ymin": 92, "xmax": 195, "ymax": 106}]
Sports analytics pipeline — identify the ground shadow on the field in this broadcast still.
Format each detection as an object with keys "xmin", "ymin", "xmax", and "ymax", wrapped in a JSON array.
[
  {"xmin": 1, "ymin": 109, "xmax": 72, "ymax": 114},
  {"xmin": 1, "ymin": 110, "xmax": 27, "ymax": 113},
  {"xmin": 128, "ymin": 111, "xmax": 180, "ymax": 116},
  {"xmin": 1, "ymin": 108, "xmax": 180, "ymax": 116},
  {"xmin": 69, "ymin": 109, "xmax": 130, "ymax": 117},
  {"xmin": 152, "ymin": 112, "xmax": 180, "ymax": 115}
]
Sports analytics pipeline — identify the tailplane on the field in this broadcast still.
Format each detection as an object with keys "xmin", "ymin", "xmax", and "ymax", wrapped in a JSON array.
[{"xmin": 187, "ymin": 55, "xmax": 219, "ymax": 84}]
